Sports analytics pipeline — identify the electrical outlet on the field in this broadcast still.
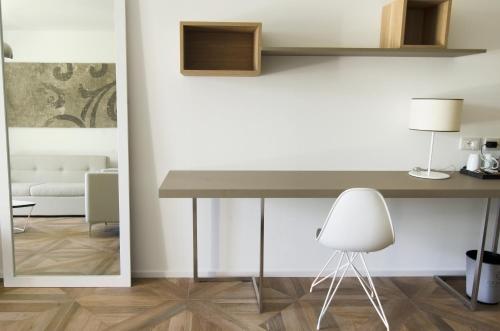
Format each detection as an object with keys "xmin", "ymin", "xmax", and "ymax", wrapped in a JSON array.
[
  {"xmin": 483, "ymin": 137, "xmax": 500, "ymax": 149},
  {"xmin": 459, "ymin": 137, "xmax": 481, "ymax": 150}
]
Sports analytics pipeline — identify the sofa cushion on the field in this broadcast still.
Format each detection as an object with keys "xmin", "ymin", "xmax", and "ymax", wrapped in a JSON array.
[
  {"xmin": 11, "ymin": 183, "xmax": 40, "ymax": 196},
  {"xmin": 29, "ymin": 183, "xmax": 84, "ymax": 197}
]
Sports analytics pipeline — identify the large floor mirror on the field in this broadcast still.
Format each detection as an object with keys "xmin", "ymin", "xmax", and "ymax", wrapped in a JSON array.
[{"xmin": 0, "ymin": 0, "xmax": 130, "ymax": 286}]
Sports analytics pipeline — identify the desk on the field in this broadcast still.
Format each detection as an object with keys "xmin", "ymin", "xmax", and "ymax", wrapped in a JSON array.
[{"xmin": 159, "ymin": 171, "xmax": 500, "ymax": 312}]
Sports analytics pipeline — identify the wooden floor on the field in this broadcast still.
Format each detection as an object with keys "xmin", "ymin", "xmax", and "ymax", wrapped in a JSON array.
[
  {"xmin": 13, "ymin": 217, "xmax": 120, "ymax": 275},
  {"xmin": 0, "ymin": 277, "xmax": 498, "ymax": 330}
]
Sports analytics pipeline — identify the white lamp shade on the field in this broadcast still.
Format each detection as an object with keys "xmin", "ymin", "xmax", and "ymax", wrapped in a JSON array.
[{"xmin": 409, "ymin": 98, "xmax": 463, "ymax": 132}]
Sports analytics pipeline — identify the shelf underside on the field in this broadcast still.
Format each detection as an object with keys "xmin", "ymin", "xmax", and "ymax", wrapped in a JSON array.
[{"xmin": 262, "ymin": 47, "xmax": 486, "ymax": 57}]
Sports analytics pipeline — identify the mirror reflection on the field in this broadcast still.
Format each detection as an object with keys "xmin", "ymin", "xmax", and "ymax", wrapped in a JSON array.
[{"xmin": 2, "ymin": 0, "xmax": 120, "ymax": 275}]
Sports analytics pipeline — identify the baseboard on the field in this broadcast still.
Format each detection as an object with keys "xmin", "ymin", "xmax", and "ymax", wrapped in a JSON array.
[
  {"xmin": 131, "ymin": 269, "xmax": 466, "ymax": 279},
  {"xmin": 1, "ymin": 270, "xmax": 465, "ymax": 280},
  {"xmin": 13, "ymin": 215, "xmax": 84, "ymax": 218},
  {"xmin": 0, "ymin": 270, "xmax": 465, "ymax": 279}
]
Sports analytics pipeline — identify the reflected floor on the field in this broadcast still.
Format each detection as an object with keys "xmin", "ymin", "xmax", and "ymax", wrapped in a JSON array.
[{"xmin": 13, "ymin": 217, "xmax": 120, "ymax": 276}]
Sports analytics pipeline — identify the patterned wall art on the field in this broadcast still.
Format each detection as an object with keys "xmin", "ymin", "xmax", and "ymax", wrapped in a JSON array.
[{"xmin": 4, "ymin": 63, "xmax": 116, "ymax": 128}]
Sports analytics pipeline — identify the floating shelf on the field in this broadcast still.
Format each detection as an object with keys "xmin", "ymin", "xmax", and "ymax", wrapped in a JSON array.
[
  {"xmin": 262, "ymin": 47, "xmax": 486, "ymax": 57},
  {"xmin": 179, "ymin": 21, "xmax": 486, "ymax": 77}
]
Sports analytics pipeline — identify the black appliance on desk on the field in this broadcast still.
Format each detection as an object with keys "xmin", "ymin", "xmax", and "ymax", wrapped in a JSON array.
[
  {"xmin": 460, "ymin": 167, "xmax": 500, "ymax": 180},
  {"xmin": 461, "ymin": 141, "xmax": 500, "ymax": 179}
]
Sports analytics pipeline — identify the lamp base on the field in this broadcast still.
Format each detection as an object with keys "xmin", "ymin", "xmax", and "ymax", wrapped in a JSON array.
[{"xmin": 408, "ymin": 170, "xmax": 450, "ymax": 180}]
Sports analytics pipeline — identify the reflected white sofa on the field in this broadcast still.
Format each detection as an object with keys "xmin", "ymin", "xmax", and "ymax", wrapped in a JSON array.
[
  {"xmin": 85, "ymin": 170, "xmax": 119, "ymax": 235},
  {"xmin": 10, "ymin": 155, "xmax": 108, "ymax": 216}
]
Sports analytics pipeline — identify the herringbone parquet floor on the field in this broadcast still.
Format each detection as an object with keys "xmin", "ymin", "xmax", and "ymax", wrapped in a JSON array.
[
  {"xmin": 0, "ymin": 277, "xmax": 498, "ymax": 330},
  {"xmin": 13, "ymin": 217, "xmax": 120, "ymax": 275}
]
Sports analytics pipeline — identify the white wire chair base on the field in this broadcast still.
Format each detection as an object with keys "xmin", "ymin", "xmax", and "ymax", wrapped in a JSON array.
[{"xmin": 310, "ymin": 251, "xmax": 389, "ymax": 330}]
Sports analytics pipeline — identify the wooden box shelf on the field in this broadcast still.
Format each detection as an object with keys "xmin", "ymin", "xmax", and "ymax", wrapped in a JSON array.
[
  {"xmin": 180, "ymin": 22, "xmax": 262, "ymax": 76},
  {"xmin": 381, "ymin": 0, "xmax": 452, "ymax": 48}
]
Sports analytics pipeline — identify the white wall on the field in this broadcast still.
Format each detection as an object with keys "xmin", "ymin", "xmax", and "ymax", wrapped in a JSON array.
[
  {"xmin": 3, "ymin": 30, "xmax": 115, "ymax": 63},
  {"xmin": 8, "ymin": 128, "xmax": 118, "ymax": 167},
  {"xmin": 125, "ymin": 0, "xmax": 500, "ymax": 278},
  {"xmin": 4, "ymin": 29, "xmax": 118, "ymax": 166}
]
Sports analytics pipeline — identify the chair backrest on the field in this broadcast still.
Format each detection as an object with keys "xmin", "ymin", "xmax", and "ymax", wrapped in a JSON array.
[{"xmin": 317, "ymin": 188, "xmax": 395, "ymax": 252}]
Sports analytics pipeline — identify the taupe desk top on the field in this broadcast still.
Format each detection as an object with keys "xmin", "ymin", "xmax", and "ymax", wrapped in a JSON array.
[{"xmin": 159, "ymin": 171, "xmax": 500, "ymax": 198}]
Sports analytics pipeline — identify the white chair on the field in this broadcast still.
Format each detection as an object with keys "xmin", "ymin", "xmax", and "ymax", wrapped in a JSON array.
[{"xmin": 311, "ymin": 188, "xmax": 395, "ymax": 330}]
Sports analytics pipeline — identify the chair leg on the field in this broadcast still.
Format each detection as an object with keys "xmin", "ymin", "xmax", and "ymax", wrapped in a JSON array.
[
  {"xmin": 315, "ymin": 252, "xmax": 389, "ymax": 331},
  {"xmin": 88, "ymin": 224, "xmax": 92, "ymax": 237},
  {"xmin": 351, "ymin": 262, "xmax": 374, "ymax": 298},
  {"xmin": 317, "ymin": 252, "xmax": 353, "ymax": 330},
  {"xmin": 348, "ymin": 254, "xmax": 389, "ymax": 330},
  {"xmin": 310, "ymin": 250, "xmax": 339, "ymax": 292}
]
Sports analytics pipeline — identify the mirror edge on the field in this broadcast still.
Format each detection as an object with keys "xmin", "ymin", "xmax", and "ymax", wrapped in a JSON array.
[
  {"xmin": 0, "ymin": 0, "xmax": 15, "ymax": 284},
  {"xmin": 115, "ymin": 0, "xmax": 132, "ymax": 287}
]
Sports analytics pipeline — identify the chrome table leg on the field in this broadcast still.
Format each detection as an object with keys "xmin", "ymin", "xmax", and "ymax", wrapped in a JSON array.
[
  {"xmin": 469, "ymin": 197, "xmax": 491, "ymax": 309},
  {"xmin": 192, "ymin": 197, "xmax": 265, "ymax": 314},
  {"xmin": 252, "ymin": 198, "xmax": 265, "ymax": 313},
  {"xmin": 491, "ymin": 199, "xmax": 500, "ymax": 253},
  {"xmin": 193, "ymin": 198, "xmax": 198, "ymax": 282},
  {"xmin": 434, "ymin": 197, "xmax": 492, "ymax": 310}
]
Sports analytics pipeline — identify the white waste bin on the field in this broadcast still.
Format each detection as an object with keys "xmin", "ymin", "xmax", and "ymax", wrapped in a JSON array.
[{"xmin": 466, "ymin": 250, "xmax": 500, "ymax": 304}]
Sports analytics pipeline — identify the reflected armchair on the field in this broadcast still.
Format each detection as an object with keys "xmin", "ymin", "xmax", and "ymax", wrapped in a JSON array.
[{"xmin": 85, "ymin": 170, "xmax": 119, "ymax": 236}]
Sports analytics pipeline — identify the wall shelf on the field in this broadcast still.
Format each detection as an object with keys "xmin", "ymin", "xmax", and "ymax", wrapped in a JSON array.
[
  {"xmin": 262, "ymin": 47, "xmax": 486, "ymax": 57},
  {"xmin": 179, "ymin": 20, "xmax": 487, "ymax": 77}
]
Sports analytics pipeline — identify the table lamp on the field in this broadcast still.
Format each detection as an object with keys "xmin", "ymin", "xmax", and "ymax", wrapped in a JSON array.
[{"xmin": 409, "ymin": 98, "xmax": 463, "ymax": 180}]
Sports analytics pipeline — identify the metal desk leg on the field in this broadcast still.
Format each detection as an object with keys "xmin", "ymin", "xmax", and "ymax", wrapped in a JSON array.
[
  {"xmin": 252, "ymin": 198, "xmax": 265, "ymax": 313},
  {"xmin": 192, "ymin": 198, "xmax": 255, "ymax": 282},
  {"xmin": 491, "ymin": 199, "xmax": 500, "ymax": 253},
  {"xmin": 434, "ymin": 197, "xmax": 492, "ymax": 310},
  {"xmin": 470, "ymin": 198, "xmax": 491, "ymax": 310},
  {"xmin": 193, "ymin": 198, "xmax": 198, "ymax": 282},
  {"xmin": 192, "ymin": 198, "xmax": 265, "ymax": 313},
  {"xmin": 259, "ymin": 198, "xmax": 265, "ymax": 312}
]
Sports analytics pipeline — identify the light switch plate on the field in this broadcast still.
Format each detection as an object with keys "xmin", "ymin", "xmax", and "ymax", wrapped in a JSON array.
[{"xmin": 459, "ymin": 137, "xmax": 481, "ymax": 150}]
